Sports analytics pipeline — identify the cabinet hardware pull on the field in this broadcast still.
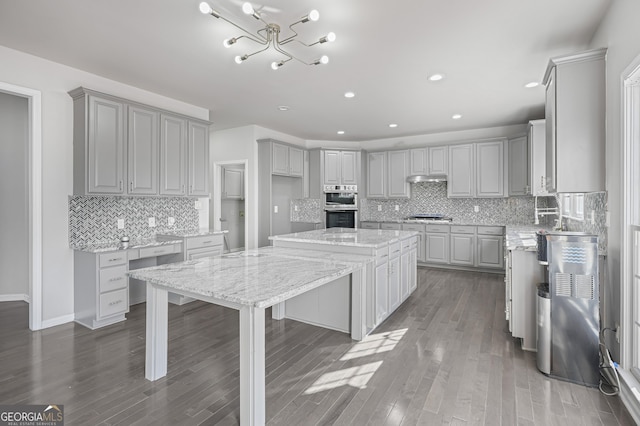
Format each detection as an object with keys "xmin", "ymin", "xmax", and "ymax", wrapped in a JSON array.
[
  {"xmin": 130, "ymin": 182, "xmax": 133, "ymax": 191},
  {"xmin": 202, "ymin": 240, "xmax": 212, "ymax": 244},
  {"xmin": 109, "ymin": 258, "xmax": 121, "ymax": 262},
  {"xmin": 120, "ymin": 181, "xmax": 123, "ymax": 191},
  {"xmin": 109, "ymin": 300, "xmax": 123, "ymax": 306},
  {"xmin": 109, "ymin": 277, "xmax": 123, "ymax": 282}
]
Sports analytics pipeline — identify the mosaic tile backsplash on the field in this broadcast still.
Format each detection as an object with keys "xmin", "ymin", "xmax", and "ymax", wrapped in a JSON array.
[
  {"xmin": 556, "ymin": 192, "xmax": 608, "ymax": 254},
  {"xmin": 290, "ymin": 198, "xmax": 322, "ymax": 223},
  {"xmin": 361, "ymin": 182, "xmax": 547, "ymax": 225},
  {"xmin": 69, "ymin": 196, "xmax": 200, "ymax": 248}
]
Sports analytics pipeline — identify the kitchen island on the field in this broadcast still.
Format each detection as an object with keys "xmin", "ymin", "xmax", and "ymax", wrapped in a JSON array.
[
  {"xmin": 269, "ymin": 227, "xmax": 419, "ymax": 335},
  {"xmin": 128, "ymin": 246, "xmax": 372, "ymax": 426}
]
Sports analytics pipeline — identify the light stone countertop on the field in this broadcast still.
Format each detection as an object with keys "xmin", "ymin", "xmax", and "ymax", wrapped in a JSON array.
[
  {"xmin": 127, "ymin": 246, "xmax": 373, "ymax": 309},
  {"xmin": 72, "ymin": 238, "xmax": 183, "ymax": 253},
  {"xmin": 269, "ymin": 228, "xmax": 419, "ymax": 248},
  {"xmin": 157, "ymin": 229, "xmax": 228, "ymax": 238},
  {"xmin": 505, "ymin": 225, "xmax": 552, "ymax": 252}
]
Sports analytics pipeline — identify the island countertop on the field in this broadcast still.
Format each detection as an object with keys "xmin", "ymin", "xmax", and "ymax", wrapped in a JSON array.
[
  {"xmin": 127, "ymin": 246, "xmax": 373, "ymax": 309},
  {"xmin": 269, "ymin": 227, "xmax": 419, "ymax": 248}
]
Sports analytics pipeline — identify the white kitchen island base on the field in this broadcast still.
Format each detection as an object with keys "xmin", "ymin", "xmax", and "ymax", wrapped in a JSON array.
[{"xmin": 130, "ymin": 247, "xmax": 371, "ymax": 426}]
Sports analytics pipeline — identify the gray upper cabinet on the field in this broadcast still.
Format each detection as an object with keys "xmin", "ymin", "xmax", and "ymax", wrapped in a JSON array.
[
  {"xmin": 428, "ymin": 146, "xmax": 448, "ymax": 175},
  {"xmin": 543, "ymin": 48, "xmax": 606, "ymax": 193},
  {"xmin": 128, "ymin": 106, "xmax": 158, "ymax": 195},
  {"xmin": 476, "ymin": 141, "xmax": 504, "ymax": 197},
  {"xmin": 322, "ymin": 150, "xmax": 358, "ymax": 186},
  {"xmin": 222, "ymin": 167, "xmax": 244, "ymax": 199},
  {"xmin": 187, "ymin": 121, "xmax": 209, "ymax": 196},
  {"xmin": 528, "ymin": 119, "xmax": 548, "ymax": 196},
  {"xmin": 448, "ymin": 144, "xmax": 474, "ymax": 197},
  {"xmin": 70, "ymin": 89, "xmax": 126, "ymax": 195},
  {"xmin": 507, "ymin": 136, "xmax": 528, "ymax": 196},
  {"xmin": 367, "ymin": 152, "xmax": 387, "ymax": 198},
  {"xmin": 340, "ymin": 151, "xmax": 358, "ymax": 185},
  {"xmin": 160, "ymin": 114, "xmax": 187, "ymax": 196},
  {"xmin": 387, "ymin": 150, "xmax": 410, "ymax": 198},
  {"xmin": 409, "ymin": 148, "xmax": 427, "ymax": 175},
  {"xmin": 323, "ymin": 150, "xmax": 341, "ymax": 185},
  {"xmin": 272, "ymin": 142, "xmax": 304, "ymax": 177}
]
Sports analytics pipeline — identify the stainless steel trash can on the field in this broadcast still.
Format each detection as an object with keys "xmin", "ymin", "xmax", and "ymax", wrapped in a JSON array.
[{"xmin": 537, "ymin": 282, "xmax": 550, "ymax": 375}]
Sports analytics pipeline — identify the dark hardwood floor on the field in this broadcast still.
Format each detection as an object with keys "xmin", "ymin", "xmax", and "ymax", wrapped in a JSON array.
[{"xmin": 0, "ymin": 268, "xmax": 635, "ymax": 425}]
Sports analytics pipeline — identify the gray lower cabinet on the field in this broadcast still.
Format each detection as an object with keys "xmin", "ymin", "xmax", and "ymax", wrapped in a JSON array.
[
  {"xmin": 477, "ymin": 226, "xmax": 505, "ymax": 269},
  {"xmin": 449, "ymin": 225, "xmax": 476, "ymax": 266},
  {"xmin": 425, "ymin": 224, "xmax": 450, "ymax": 264},
  {"xmin": 359, "ymin": 221, "xmax": 381, "ymax": 229},
  {"xmin": 187, "ymin": 121, "xmax": 210, "ymax": 196},
  {"xmin": 160, "ymin": 114, "xmax": 187, "ymax": 195},
  {"xmin": 381, "ymin": 222, "xmax": 402, "ymax": 230},
  {"xmin": 128, "ymin": 105, "xmax": 159, "ymax": 195},
  {"xmin": 374, "ymin": 255, "xmax": 389, "ymax": 325},
  {"xmin": 388, "ymin": 242, "xmax": 401, "ymax": 312}
]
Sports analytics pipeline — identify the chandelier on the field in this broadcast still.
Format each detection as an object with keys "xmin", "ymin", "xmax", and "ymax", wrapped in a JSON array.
[{"xmin": 198, "ymin": 2, "xmax": 336, "ymax": 69}]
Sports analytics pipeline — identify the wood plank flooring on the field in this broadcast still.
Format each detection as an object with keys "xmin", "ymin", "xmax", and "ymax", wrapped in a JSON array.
[{"xmin": 0, "ymin": 268, "xmax": 635, "ymax": 425}]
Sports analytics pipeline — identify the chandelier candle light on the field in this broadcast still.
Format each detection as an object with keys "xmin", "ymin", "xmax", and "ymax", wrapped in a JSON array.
[{"xmin": 199, "ymin": 2, "xmax": 335, "ymax": 69}]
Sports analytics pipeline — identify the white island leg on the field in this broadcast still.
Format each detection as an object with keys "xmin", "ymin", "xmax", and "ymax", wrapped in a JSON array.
[
  {"xmin": 145, "ymin": 283, "xmax": 169, "ymax": 381},
  {"xmin": 239, "ymin": 305, "xmax": 266, "ymax": 426}
]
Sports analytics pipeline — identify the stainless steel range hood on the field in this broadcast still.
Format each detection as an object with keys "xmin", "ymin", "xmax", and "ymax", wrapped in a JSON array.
[{"xmin": 406, "ymin": 174, "xmax": 447, "ymax": 183}]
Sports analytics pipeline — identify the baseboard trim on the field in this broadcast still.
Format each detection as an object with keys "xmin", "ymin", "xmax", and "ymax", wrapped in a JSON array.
[
  {"xmin": 41, "ymin": 314, "xmax": 75, "ymax": 329},
  {"xmin": 618, "ymin": 368, "xmax": 640, "ymax": 424},
  {"xmin": 0, "ymin": 294, "xmax": 30, "ymax": 302}
]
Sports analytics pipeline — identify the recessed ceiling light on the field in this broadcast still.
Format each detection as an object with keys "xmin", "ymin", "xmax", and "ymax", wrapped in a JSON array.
[
  {"xmin": 525, "ymin": 82, "xmax": 540, "ymax": 88},
  {"xmin": 337, "ymin": 130, "xmax": 345, "ymax": 135},
  {"xmin": 277, "ymin": 105, "xmax": 290, "ymax": 111},
  {"xmin": 452, "ymin": 114, "xmax": 462, "ymax": 120},
  {"xmin": 344, "ymin": 91, "xmax": 355, "ymax": 98},
  {"xmin": 389, "ymin": 123, "xmax": 398, "ymax": 128},
  {"xmin": 428, "ymin": 74, "xmax": 444, "ymax": 81}
]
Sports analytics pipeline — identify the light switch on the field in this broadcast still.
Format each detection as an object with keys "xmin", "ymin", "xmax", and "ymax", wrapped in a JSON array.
[
  {"xmin": 274, "ymin": 205, "xmax": 278, "ymax": 213},
  {"xmin": 148, "ymin": 217, "xmax": 156, "ymax": 227},
  {"xmin": 117, "ymin": 219, "xmax": 125, "ymax": 229},
  {"xmin": 294, "ymin": 205, "xmax": 299, "ymax": 211},
  {"xmin": 377, "ymin": 205, "xmax": 382, "ymax": 211},
  {"xmin": 168, "ymin": 217, "xmax": 175, "ymax": 226},
  {"xmin": 395, "ymin": 205, "xmax": 399, "ymax": 211},
  {"xmin": 474, "ymin": 206, "xmax": 480, "ymax": 213}
]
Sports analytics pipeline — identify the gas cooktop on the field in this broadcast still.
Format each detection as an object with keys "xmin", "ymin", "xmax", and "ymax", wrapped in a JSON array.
[{"xmin": 405, "ymin": 214, "xmax": 452, "ymax": 222}]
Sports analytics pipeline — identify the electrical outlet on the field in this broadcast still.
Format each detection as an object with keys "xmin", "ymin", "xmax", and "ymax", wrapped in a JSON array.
[
  {"xmin": 274, "ymin": 205, "xmax": 278, "ymax": 213},
  {"xmin": 294, "ymin": 205, "xmax": 299, "ymax": 212},
  {"xmin": 606, "ymin": 211, "xmax": 610, "ymax": 227},
  {"xmin": 168, "ymin": 217, "xmax": 175, "ymax": 226},
  {"xmin": 377, "ymin": 205, "xmax": 382, "ymax": 211},
  {"xmin": 395, "ymin": 205, "xmax": 399, "ymax": 211},
  {"xmin": 148, "ymin": 217, "xmax": 156, "ymax": 227},
  {"xmin": 194, "ymin": 200, "xmax": 201, "ymax": 210},
  {"xmin": 590, "ymin": 210, "xmax": 595, "ymax": 225},
  {"xmin": 474, "ymin": 205, "xmax": 480, "ymax": 213},
  {"xmin": 117, "ymin": 218, "xmax": 125, "ymax": 229},
  {"xmin": 616, "ymin": 323, "xmax": 621, "ymax": 343}
]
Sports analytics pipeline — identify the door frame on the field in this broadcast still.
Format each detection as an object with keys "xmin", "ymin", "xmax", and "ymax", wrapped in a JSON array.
[
  {"xmin": 212, "ymin": 160, "xmax": 249, "ymax": 251},
  {"xmin": 0, "ymin": 81, "xmax": 43, "ymax": 331}
]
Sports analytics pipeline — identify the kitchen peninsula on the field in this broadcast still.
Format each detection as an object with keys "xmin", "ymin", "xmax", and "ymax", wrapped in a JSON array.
[{"xmin": 128, "ymin": 246, "xmax": 372, "ymax": 426}]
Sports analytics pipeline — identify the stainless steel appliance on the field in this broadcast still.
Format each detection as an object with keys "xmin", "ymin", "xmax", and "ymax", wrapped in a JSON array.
[
  {"xmin": 404, "ymin": 214, "xmax": 452, "ymax": 223},
  {"xmin": 323, "ymin": 185, "xmax": 357, "ymax": 228},
  {"xmin": 540, "ymin": 232, "xmax": 599, "ymax": 387}
]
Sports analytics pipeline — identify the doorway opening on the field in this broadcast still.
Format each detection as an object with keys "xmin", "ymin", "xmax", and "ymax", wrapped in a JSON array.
[
  {"xmin": 0, "ymin": 82, "xmax": 42, "ymax": 331},
  {"xmin": 212, "ymin": 161, "xmax": 248, "ymax": 253}
]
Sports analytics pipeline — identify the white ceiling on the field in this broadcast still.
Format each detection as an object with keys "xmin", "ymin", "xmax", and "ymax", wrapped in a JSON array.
[{"xmin": 0, "ymin": 0, "xmax": 612, "ymax": 142}]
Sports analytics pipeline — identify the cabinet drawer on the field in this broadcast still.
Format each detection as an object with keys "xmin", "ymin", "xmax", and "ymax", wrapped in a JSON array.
[
  {"xmin": 477, "ymin": 226, "xmax": 504, "ymax": 236},
  {"xmin": 381, "ymin": 223, "xmax": 402, "ymax": 230},
  {"xmin": 402, "ymin": 224, "xmax": 425, "ymax": 232},
  {"xmin": 99, "ymin": 265, "xmax": 127, "ymax": 292},
  {"xmin": 187, "ymin": 246, "xmax": 223, "ymax": 260},
  {"xmin": 186, "ymin": 235, "xmax": 223, "ymax": 250},
  {"xmin": 425, "ymin": 224, "xmax": 450, "ymax": 233},
  {"xmin": 99, "ymin": 251, "xmax": 127, "ymax": 267},
  {"xmin": 401, "ymin": 238, "xmax": 412, "ymax": 252},
  {"xmin": 376, "ymin": 247, "xmax": 389, "ymax": 265},
  {"xmin": 139, "ymin": 244, "xmax": 178, "ymax": 258},
  {"xmin": 360, "ymin": 222, "xmax": 381, "ymax": 229},
  {"xmin": 450, "ymin": 225, "xmax": 476, "ymax": 234},
  {"xmin": 388, "ymin": 241, "xmax": 401, "ymax": 258},
  {"xmin": 99, "ymin": 288, "xmax": 128, "ymax": 318}
]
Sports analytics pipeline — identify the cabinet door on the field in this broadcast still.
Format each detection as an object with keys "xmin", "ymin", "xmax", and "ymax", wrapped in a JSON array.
[
  {"xmin": 387, "ymin": 150, "xmax": 410, "ymax": 198},
  {"xmin": 450, "ymin": 234, "xmax": 475, "ymax": 266},
  {"xmin": 289, "ymin": 146, "xmax": 304, "ymax": 177},
  {"xmin": 477, "ymin": 235, "xmax": 504, "ymax": 268},
  {"xmin": 128, "ymin": 106, "xmax": 158, "ymax": 195},
  {"xmin": 188, "ymin": 121, "xmax": 210, "ymax": 196},
  {"xmin": 508, "ymin": 136, "xmax": 528, "ymax": 196},
  {"xmin": 401, "ymin": 252, "xmax": 410, "ymax": 301},
  {"xmin": 409, "ymin": 148, "xmax": 427, "ymax": 175},
  {"xmin": 223, "ymin": 168, "xmax": 244, "ymax": 199},
  {"xmin": 476, "ymin": 141, "xmax": 504, "ymax": 197},
  {"xmin": 375, "ymin": 262, "xmax": 389, "ymax": 324},
  {"xmin": 272, "ymin": 143, "xmax": 289, "ymax": 175},
  {"xmin": 428, "ymin": 146, "xmax": 448, "ymax": 175},
  {"xmin": 187, "ymin": 246, "xmax": 223, "ymax": 259},
  {"xmin": 529, "ymin": 120, "xmax": 548, "ymax": 196},
  {"xmin": 367, "ymin": 152, "xmax": 387, "ymax": 198},
  {"xmin": 88, "ymin": 96, "xmax": 125, "ymax": 194},
  {"xmin": 426, "ymin": 233, "xmax": 449, "ymax": 263},
  {"xmin": 545, "ymin": 67, "xmax": 557, "ymax": 193},
  {"xmin": 341, "ymin": 151, "xmax": 359, "ymax": 185},
  {"xmin": 448, "ymin": 144, "xmax": 474, "ymax": 197},
  {"xmin": 323, "ymin": 150, "xmax": 341, "ymax": 185},
  {"xmin": 159, "ymin": 114, "xmax": 187, "ymax": 195},
  {"xmin": 388, "ymin": 256, "xmax": 401, "ymax": 312},
  {"xmin": 409, "ymin": 248, "xmax": 417, "ymax": 292}
]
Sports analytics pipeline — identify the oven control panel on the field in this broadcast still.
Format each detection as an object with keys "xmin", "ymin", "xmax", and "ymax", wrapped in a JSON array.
[{"xmin": 323, "ymin": 185, "xmax": 358, "ymax": 192}]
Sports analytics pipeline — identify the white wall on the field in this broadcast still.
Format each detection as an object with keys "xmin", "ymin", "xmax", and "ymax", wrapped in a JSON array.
[
  {"xmin": 0, "ymin": 45, "xmax": 209, "ymax": 326},
  {"xmin": 0, "ymin": 92, "xmax": 28, "ymax": 299},
  {"xmin": 590, "ymin": 0, "xmax": 640, "ymax": 359}
]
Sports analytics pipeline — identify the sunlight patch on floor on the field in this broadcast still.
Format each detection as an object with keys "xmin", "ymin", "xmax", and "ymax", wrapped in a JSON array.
[
  {"xmin": 339, "ymin": 328, "xmax": 408, "ymax": 361},
  {"xmin": 304, "ymin": 361, "xmax": 383, "ymax": 395}
]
